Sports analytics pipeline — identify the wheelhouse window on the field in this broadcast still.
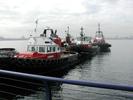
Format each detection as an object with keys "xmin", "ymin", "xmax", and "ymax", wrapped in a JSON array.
[
  {"xmin": 57, "ymin": 47, "xmax": 60, "ymax": 51},
  {"xmin": 50, "ymin": 47, "xmax": 52, "ymax": 52},
  {"xmin": 31, "ymin": 47, "xmax": 35, "ymax": 51},
  {"xmin": 53, "ymin": 47, "xmax": 55, "ymax": 52},
  {"xmin": 39, "ymin": 47, "xmax": 45, "ymax": 52},
  {"xmin": 27, "ymin": 45, "xmax": 38, "ymax": 52}
]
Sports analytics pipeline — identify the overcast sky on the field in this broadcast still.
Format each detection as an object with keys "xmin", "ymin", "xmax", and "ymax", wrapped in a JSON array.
[{"xmin": 0, "ymin": 0, "xmax": 133, "ymax": 38}]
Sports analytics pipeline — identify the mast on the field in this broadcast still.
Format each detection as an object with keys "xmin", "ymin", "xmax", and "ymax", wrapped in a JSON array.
[
  {"xmin": 97, "ymin": 23, "xmax": 104, "ymax": 41},
  {"xmin": 34, "ymin": 19, "xmax": 38, "ymax": 33},
  {"xmin": 80, "ymin": 27, "xmax": 84, "ymax": 44},
  {"xmin": 98, "ymin": 23, "xmax": 100, "ymax": 33},
  {"xmin": 67, "ymin": 26, "xmax": 69, "ymax": 35},
  {"xmin": 65, "ymin": 26, "xmax": 70, "ymax": 37},
  {"xmin": 66, "ymin": 26, "xmax": 70, "ymax": 37},
  {"xmin": 96, "ymin": 23, "xmax": 103, "ymax": 36},
  {"xmin": 66, "ymin": 26, "xmax": 71, "ymax": 45}
]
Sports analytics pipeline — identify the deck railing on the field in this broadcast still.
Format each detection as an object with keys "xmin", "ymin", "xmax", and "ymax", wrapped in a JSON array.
[{"xmin": 0, "ymin": 69, "xmax": 133, "ymax": 100}]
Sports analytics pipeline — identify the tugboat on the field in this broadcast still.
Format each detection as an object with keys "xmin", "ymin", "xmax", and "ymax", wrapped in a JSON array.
[
  {"xmin": 93, "ymin": 24, "xmax": 111, "ymax": 52},
  {"xmin": 67, "ymin": 27, "xmax": 99, "ymax": 57},
  {"xmin": 0, "ymin": 28, "xmax": 78, "ymax": 75}
]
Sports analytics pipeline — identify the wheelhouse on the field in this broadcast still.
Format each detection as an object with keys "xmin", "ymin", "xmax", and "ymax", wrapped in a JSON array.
[
  {"xmin": 27, "ymin": 36, "xmax": 61, "ymax": 54},
  {"xmin": 27, "ymin": 45, "xmax": 61, "ymax": 54},
  {"xmin": 15, "ymin": 28, "xmax": 62, "ymax": 59}
]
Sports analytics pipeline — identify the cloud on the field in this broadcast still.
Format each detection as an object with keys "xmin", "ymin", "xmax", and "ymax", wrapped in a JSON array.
[{"xmin": 0, "ymin": 0, "xmax": 133, "ymax": 38}]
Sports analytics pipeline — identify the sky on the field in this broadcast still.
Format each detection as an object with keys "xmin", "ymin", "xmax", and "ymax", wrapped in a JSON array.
[{"xmin": 0, "ymin": 0, "xmax": 133, "ymax": 38}]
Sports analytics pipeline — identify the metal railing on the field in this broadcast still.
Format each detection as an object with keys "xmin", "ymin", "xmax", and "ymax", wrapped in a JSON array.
[{"xmin": 0, "ymin": 69, "xmax": 133, "ymax": 100}]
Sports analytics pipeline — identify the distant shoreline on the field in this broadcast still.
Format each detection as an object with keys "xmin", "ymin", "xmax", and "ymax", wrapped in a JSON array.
[
  {"xmin": 0, "ymin": 38, "xmax": 133, "ymax": 41},
  {"xmin": 105, "ymin": 38, "xmax": 133, "ymax": 40},
  {"xmin": 0, "ymin": 38, "xmax": 28, "ymax": 41}
]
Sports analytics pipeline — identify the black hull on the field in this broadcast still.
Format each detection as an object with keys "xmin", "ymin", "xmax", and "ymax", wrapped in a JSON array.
[
  {"xmin": 93, "ymin": 43, "xmax": 111, "ymax": 52},
  {"xmin": 68, "ymin": 45, "xmax": 99, "ymax": 56},
  {"xmin": 0, "ymin": 53, "xmax": 79, "ymax": 75},
  {"xmin": 99, "ymin": 43, "xmax": 111, "ymax": 52}
]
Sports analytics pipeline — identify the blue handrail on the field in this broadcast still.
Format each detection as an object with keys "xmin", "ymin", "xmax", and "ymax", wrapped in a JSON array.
[{"xmin": 0, "ymin": 69, "xmax": 133, "ymax": 92}]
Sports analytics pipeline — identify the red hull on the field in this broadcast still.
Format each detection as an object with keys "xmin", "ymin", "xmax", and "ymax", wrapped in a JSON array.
[{"xmin": 15, "ymin": 52, "xmax": 61, "ymax": 59}]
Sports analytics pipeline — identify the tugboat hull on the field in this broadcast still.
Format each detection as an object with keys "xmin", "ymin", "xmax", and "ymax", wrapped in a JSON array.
[
  {"xmin": 93, "ymin": 43, "xmax": 111, "ymax": 52},
  {"xmin": 68, "ymin": 45, "xmax": 99, "ymax": 56},
  {"xmin": 0, "ymin": 53, "xmax": 78, "ymax": 75}
]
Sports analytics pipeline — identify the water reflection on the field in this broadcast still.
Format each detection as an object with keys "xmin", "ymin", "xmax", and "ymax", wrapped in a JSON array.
[
  {"xmin": 0, "ymin": 74, "xmax": 47, "ymax": 100},
  {"xmin": 0, "ymin": 50, "xmax": 133, "ymax": 100},
  {"xmin": 0, "ymin": 53, "xmax": 95, "ymax": 100},
  {"xmin": 2, "ymin": 40, "xmax": 133, "ymax": 100}
]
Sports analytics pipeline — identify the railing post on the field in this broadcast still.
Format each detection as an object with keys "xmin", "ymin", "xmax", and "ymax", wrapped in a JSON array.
[{"xmin": 44, "ymin": 81, "xmax": 52, "ymax": 100}]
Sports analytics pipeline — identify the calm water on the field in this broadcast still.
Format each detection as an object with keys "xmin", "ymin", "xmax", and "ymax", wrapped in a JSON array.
[{"xmin": 0, "ymin": 40, "xmax": 133, "ymax": 100}]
